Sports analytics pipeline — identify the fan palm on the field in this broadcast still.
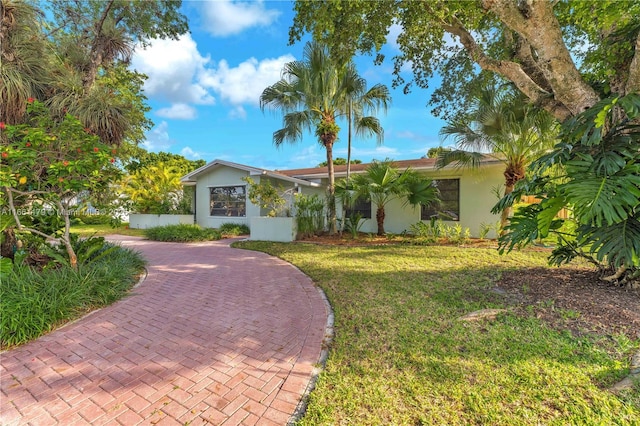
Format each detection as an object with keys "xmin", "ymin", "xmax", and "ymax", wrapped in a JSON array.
[
  {"xmin": 260, "ymin": 41, "xmax": 390, "ymax": 234},
  {"xmin": 438, "ymin": 86, "xmax": 558, "ymax": 228},
  {"xmin": 346, "ymin": 159, "xmax": 439, "ymax": 235}
]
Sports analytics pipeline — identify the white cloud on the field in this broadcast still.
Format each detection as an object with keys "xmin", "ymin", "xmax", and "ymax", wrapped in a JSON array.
[
  {"xmin": 333, "ymin": 145, "xmax": 399, "ymax": 160},
  {"xmin": 142, "ymin": 121, "xmax": 173, "ymax": 152},
  {"xmin": 132, "ymin": 34, "xmax": 215, "ymax": 105},
  {"xmin": 156, "ymin": 103, "xmax": 197, "ymax": 120},
  {"xmin": 228, "ymin": 105, "xmax": 247, "ymax": 120},
  {"xmin": 199, "ymin": 0, "xmax": 280, "ymax": 37},
  {"xmin": 201, "ymin": 55, "xmax": 294, "ymax": 106},
  {"xmin": 180, "ymin": 146, "xmax": 201, "ymax": 160},
  {"xmin": 290, "ymin": 145, "xmax": 325, "ymax": 167},
  {"xmin": 386, "ymin": 23, "xmax": 402, "ymax": 50}
]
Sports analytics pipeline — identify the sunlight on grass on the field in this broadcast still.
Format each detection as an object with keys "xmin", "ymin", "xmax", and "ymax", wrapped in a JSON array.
[
  {"xmin": 70, "ymin": 223, "xmax": 145, "ymax": 237},
  {"xmin": 235, "ymin": 242, "xmax": 640, "ymax": 425}
]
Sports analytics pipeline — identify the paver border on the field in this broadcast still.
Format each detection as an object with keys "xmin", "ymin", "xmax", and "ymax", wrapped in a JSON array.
[{"xmin": 285, "ymin": 265, "xmax": 335, "ymax": 425}]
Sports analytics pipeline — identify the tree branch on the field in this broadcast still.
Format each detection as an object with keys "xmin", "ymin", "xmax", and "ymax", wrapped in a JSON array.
[
  {"xmin": 481, "ymin": 0, "xmax": 599, "ymax": 116},
  {"xmin": 441, "ymin": 16, "xmax": 571, "ymax": 121},
  {"xmin": 82, "ymin": 0, "xmax": 115, "ymax": 90}
]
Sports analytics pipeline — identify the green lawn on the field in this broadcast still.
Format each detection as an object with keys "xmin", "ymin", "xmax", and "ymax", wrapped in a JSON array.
[
  {"xmin": 70, "ymin": 223, "xmax": 146, "ymax": 237},
  {"xmin": 234, "ymin": 242, "xmax": 639, "ymax": 425}
]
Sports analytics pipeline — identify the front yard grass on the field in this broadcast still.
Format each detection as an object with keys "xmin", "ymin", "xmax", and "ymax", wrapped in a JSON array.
[
  {"xmin": 235, "ymin": 242, "xmax": 639, "ymax": 425},
  {"xmin": 70, "ymin": 223, "xmax": 146, "ymax": 237}
]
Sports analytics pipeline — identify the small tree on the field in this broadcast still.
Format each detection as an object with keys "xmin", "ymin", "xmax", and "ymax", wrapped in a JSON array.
[
  {"xmin": 242, "ymin": 177, "xmax": 288, "ymax": 217},
  {"xmin": 346, "ymin": 159, "xmax": 439, "ymax": 235},
  {"xmin": 0, "ymin": 100, "xmax": 119, "ymax": 269}
]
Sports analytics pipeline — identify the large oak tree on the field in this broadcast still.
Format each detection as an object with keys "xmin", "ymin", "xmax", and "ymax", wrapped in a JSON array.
[{"xmin": 291, "ymin": 0, "xmax": 640, "ymax": 122}]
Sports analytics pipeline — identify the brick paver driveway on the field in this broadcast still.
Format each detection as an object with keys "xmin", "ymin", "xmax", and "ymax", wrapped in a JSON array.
[{"xmin": 1, "ymin": 236, "xmax": 329, "ymax": 425}]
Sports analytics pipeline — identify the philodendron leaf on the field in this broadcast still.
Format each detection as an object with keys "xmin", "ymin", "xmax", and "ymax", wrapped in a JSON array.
[{"xmin": 537, "ymin": 197, "xmax": 566, "ymax": 237}]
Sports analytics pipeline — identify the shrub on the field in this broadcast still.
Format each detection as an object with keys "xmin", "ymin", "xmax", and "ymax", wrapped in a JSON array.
[
  {"xmin": 1, "ymin": 245, "xmax": 145, "ymax": 348},
  {"xmin": 144, "ymin": 224, "xmax": 221, "ymax": 242},
  {"xmin": 218, "ymin": 223, "xmax": 250, "ymax": 236},
  {"xmin": 75, "ymin": 214, "xmax": 113, "ymax": 225},
  {"xmin": 295, "ymin": 194, "xmax": 325, "ymax": 238},
  {"xmin": 408, "ymin": 219, "xmax": 471, "ymax": 245}
]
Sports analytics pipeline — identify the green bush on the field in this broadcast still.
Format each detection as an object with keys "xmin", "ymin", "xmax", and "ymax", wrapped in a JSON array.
[
  {"xmin": 408, "ymin": 219, "xmax": 471, "ymax": 245},
  {"xmin": 295, "ymin": 194, "xmax": 325, "ymax": 238},
  {"xmin": 75, "ymin": 214, "xmax": 113, "ymax": 225},
  {"xmin": 218, "ymin": 222, "xmax": 250, "ymax": 236},
  {"xmin": 1, "ymin": 245, "xmax": 145, "ymax": 348},
  {"xmin": 144, "ymin": 224, "xmax": 221, "ymax": 242}
]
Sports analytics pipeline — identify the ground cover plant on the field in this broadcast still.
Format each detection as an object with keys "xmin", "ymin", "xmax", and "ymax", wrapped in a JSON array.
[
  {"xmin": 143, "ymin": 224, "xmax": 221, "ymax": 243},
  {"xmin": 70, "ymin": 223, "xmax": 145, "ymax": 238},
  {"xmin": 235, "ymin": 241, "xmax": 639, "ymax": 425},
  {"xmin": 1, "ymin": 243, "xmax": 145, "ymax": 348},
  {"xmin": 218, "ymin": 222, "xmax": 250, "ymax": 237}
]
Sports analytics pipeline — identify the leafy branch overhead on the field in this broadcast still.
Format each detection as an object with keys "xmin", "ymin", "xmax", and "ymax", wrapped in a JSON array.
[{"xmin": 291, "ymin": 0, "xmax": 640, "ymax": 122}]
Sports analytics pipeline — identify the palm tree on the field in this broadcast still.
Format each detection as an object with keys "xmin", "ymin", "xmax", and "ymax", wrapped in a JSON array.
[
  {"xmin": 0, "ymin": 0, "xmax": 51, "ymax": 125},
  {"xmin": 347, "ymin": 159, "xmax": 439, "ymax": 235},
  {"xmin": 260, "ymin": 41, "xmax": 390, "ymax": 234},
  {"xmin": 437, "ymin": 85, "xmax": 558, "ymax": 228}
]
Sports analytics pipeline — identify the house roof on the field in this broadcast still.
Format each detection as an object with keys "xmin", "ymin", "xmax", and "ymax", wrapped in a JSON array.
[
  {"xmin": 180, "ymin": 159, "xmax": 322, "ymax": 187},
  {"xmin": 181, "ymin": 156, "xmax": 502, "ymax": 186},
  {"xmin": 276, "ymin": 156, "xmax": 502, "ymax": 180}
]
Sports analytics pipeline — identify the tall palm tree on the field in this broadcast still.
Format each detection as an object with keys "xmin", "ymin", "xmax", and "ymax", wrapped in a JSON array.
[
  {"xmin": 347, "ymin": 159, "xmax": 439, "ymax": 235},
  {"xmin": 260, "ymin": 41, "xmax": 390, "ymax": 234},
  {"xmin": 437, "ymin": 85, "xmax": 558, "ymax": 228}
]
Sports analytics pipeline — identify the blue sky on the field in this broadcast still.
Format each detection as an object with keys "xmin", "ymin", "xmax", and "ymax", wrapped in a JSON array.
[{"xmin": 131, "ymin": 1, "xmax": 448, "ymax": 170}]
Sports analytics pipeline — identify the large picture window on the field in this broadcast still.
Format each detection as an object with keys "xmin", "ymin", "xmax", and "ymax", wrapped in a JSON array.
[
  {"xmin": 210, "ymin": 186, "xmax": 246, "ymax": 217},
  {"xmin": 345, "ymin": 198, "xmax": 372, "ymax": 219},
  {"xmin": 421, "ymin": 179, "xmax": 460, "ymax": 221}
]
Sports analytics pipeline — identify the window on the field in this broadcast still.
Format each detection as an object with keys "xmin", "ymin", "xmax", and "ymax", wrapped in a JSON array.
[
  {"xmin": 345, "ymin": 198, "xmax": 371, "ymax": 219},
  {"xmin": 421, "ymin": 179, "xmax": 460, "ymax": 221},
  {"xmin": 210, "ymin": 186, "xmax": 246, "ymax": 217}
]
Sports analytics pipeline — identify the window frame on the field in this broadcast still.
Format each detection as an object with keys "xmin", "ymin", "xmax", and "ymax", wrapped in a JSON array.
[
  {"xmin": 209, "ymin": 185, "xmax": 246, "ymax": 217},
  {"xmin": 421, "ymin": 178, "xmax": 460, "ymax": 221},
  {"xmin": 345, "ymin": 198, "xmax": 372, "ymax": 219}
]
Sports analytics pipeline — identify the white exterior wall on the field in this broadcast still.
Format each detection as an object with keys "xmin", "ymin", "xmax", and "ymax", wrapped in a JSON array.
[
  {"xmin": 129, "ymin": 214, "xmax": 194, "ymax": 229},
  {"xmin": 193, "ymin": 166, "xmax": 258, "ymax": 229},
  {"xmin": 334, "ymin": 164, "xmax": 505, "ymax": 238}
]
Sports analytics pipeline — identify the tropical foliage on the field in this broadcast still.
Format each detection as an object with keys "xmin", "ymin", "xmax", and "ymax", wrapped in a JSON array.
[
  {"xmin": 1, "ymin": 0, "xmax": 187, "ymax": 268},
  {"xmin": 0, "ymin": 100, "xmax": 120, "ymax": 268},
  {"xmin": 291, "ymin": 1, "xmax": 640, "ymax": 122},
  {"xmin": 144, "ymin": 224, "xmax": 221, "ymax": 243},
  {"xmin": 438, "ymin": 86, "xmax": 558, "ymax": 227},
  {"xmin": 121, "ymin": 162, "xmax": 187, "ymax": 214},
  {"xmin": 1, "ymin": 242, "xmax": 145, "ymax": 348},
  {"xmin": 339, "ymin": 159, "xmax": 439, "ymax": 235},
  {"xmin": 317, "ymin": 157, "xmax": 362, "ymax": 167},
  {"xmin": 242, "ymin": 177, "xmax": 289, "ymax": 217},
  {"xmin": 260, "ymin": 41, "xmax": 390, "ymax": 233},
  {"xmin": 494, "ymin": 93, "xmax": 640, "ymax": 285}
]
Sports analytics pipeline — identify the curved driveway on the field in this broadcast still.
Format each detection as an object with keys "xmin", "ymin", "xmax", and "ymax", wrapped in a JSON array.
[{"xmin": 1, "ymin": 236, "xmax": 329, "ymax": 425}]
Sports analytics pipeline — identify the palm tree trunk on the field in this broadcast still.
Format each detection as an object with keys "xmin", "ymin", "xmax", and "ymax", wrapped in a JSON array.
[
  {"xmin": 500, "ymin": 182, "xmax": 515, "ymax": 234},
  {"xmin": 376, "ymin": 206, "xmax": 385, "ymax": 235},
  {"xmin": 343, "ymin": 100, "xmax": 353, "ymax": 234},
  {"xmin": 326, "ymin": 141, "xmax": 337, "ymax": 234}
]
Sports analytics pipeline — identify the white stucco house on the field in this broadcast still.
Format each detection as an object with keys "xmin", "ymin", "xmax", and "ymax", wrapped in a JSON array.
[{"xmin": 179, "ymin": 157, "xmax": 505, "ymax": 241}]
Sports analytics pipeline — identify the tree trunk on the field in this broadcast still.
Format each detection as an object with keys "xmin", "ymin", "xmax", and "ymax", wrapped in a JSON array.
[
  {"xmin": 481, "ymin": 0, "xmax": 600, "ymax": 117},
  {"xmin": 500, "ymin": 183, "xmax": 515, "ymax": 233},
  {"xmin": 376, "ymin": 206, "xmax": 385, "ymax": 235},
  {"xmin": 82, "ymin": 0, "xmax": 115, "ymax": 91},
  {"xmin": 0, "ymin": 228, "xmax": 17, "ymax": 260},
  {"xmin": 325, "ymin": 140, "xmax": 337, "ymax": 234}
]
